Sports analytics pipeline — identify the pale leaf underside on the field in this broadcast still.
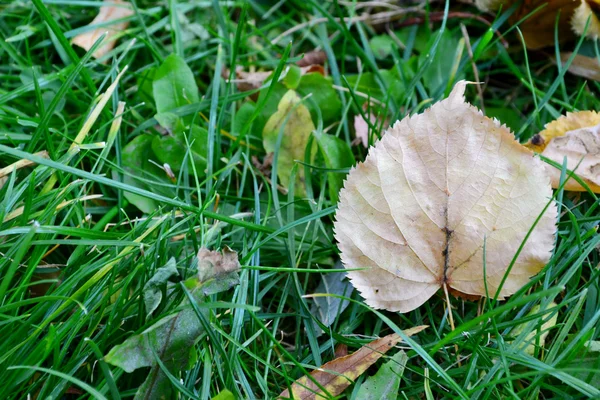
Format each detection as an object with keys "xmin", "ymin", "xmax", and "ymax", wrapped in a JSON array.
[{"xmin": 334, "ymin": 81, "xmax": 557, "ymax": 312}]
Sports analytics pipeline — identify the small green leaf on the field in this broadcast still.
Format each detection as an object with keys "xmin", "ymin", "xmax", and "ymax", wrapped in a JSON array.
[
  {"xmin": 296, "ymin": 73, "xmax": 342, "ymax": 124},
  {"xmin": 355, "ymin": 350, "xmax": 408, "ymax": 400},
  {"xmin": 120, "ymin": 134, "xmax": 166, "ymax": 213},
  {"xmin": 263, "ymin": 90, "xmax": 317, "ymax": 196},
  {"xmin": 151, "ymin": 125, "xmax": 209, "ymax": 174},
  {"xmin": 153, "ymin": 54, "xmax": 199, "ymax": 114},
  {"xmin": 369, "ymin": 35, "xmax": 396, "ymax": 59},
  {"xmin": 143, "ymin": 257, "xmax": 179, "ymax": 317},
  {"xmin": 418, "ymin": 29, "xmax": 463, "ymax": 94},
  {"xmin": 233, "ymin": 101, "xmax": 257, "ymax": 135},
  {"xmin": 282, "ymin": 65, "xmax": 302, "ymax": 89},
  {"xmin": 212, "ymin": 389, "xmax": 235, "ymax": 400},
  {"xmin": 314, "ymin": 132, "xmax": 354, "ymax": 203}
]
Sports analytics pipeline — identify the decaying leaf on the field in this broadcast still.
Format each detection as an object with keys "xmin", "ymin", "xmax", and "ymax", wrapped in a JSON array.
[
  {"xmin": 143, "ymin": 257, "xmax": 179, "ymax": 317},
  {"xmin": 510, "ymin": 302, "xmax": 558, "ymax": 355},
  {"xmin": 105, "ymin": 247, "xmax": 241, "ymax": 400},
  {"xmin": 526, "ymin": 111, "xmax": 600, "ymax": 192},
  {"xmin": 355, "ymin": 350, "xmax": 408, "ymax": 400},
  {"xmin": 226, "ymin": 65, "xmax": 325, "ymax": 93},
  {"xmin": 278, "ymin": 326, "xmax": 427, "ymax": 400},
  {"xmin": 263, "ymin": 90, "xmax": 316, "ymax": 196},
  {"xmin": 72, "ymin": 0, "xmax": 133, "ymax": 60},
  {"xmin": 572, "ymin": 0, "xmax": 600, "ymax": 39},
  {"xmin": 334, "ymin": 81, "xmax": 557, "ymax": 313}
]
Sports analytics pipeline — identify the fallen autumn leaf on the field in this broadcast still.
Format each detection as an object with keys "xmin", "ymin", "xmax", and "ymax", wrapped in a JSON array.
[{"xmin": 334, "ymin": 81, "xmax": 557, "ymax": 313}]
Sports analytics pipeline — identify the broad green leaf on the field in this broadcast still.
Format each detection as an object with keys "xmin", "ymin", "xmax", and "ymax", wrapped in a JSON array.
[
  {"xmin": 418, "ymin": 29, "xmax": 463, "ymax": 94},
  {"xmin": 345, "ymin": 67, "xmax": 413, "ymax": 105},
  {"xmin": 120, "ymin": 134, "xmax": 165, "ymax": 213},
  {"xmin": 296, "ymin": 73, "xmax": 342, "ymax": 124},
  {"xmin": 314, "ymin": 132, "xmax": 354, "ymax": 203},
  {"xmin": 138, "ymin": 66, "xmax": 156, "ymax": 106},
  {"xmin": 233, "ymin": 101, "xmax": 257, "ymax": 135},
  {"xmin": 153, "ymin": 54, "xmax": 199, "ymax": 114},
  {"xmin": 143, "ymin": 257, "xmax": 179, "ymax": 317},
  {"xmin": 310, "ymin": 269, "xmax": 354, "ymax": 335},
  {"xmin": 263, "ymin": 90, "xmax": 316, "ymax": 197},
  {"xmin": 355, "ymin": 350, "xmax": 408, "ymax": 400},
  {"xmin": 151, "ymin": 125, "xmax": 209, "ymax": 174},
  {"xmin": 486, "ymin": 107, "xmax": 523, "ymax": 134},
  {"xmin": 370, "ymin": 35, "xmax": 397, "ymax": 59}
]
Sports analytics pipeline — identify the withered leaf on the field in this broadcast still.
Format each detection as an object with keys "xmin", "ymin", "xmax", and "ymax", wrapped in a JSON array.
[
  {"xmin": 278, "ymin": 326, "xmax": 427, "ymax": 400},
  {"xmin": 334, "ymin": 81, "xmax": 557, "ymax": 313},
  {"xmin": 72, "ymin": 0, "xmax": 133, "ymax": 60},
  {"xmin": 525, "ymin": 111, "xmax": 600, "ymax": 192}
]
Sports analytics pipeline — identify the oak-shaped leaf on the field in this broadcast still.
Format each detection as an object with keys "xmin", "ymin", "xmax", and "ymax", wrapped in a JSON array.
[
  {"xmin": 526, "ymin": 111, "xmax": 600, "ymax": 193},
  {"xmin": 278, "ymin": 326, "xmax": 426, "ymax": 400},
  {"xmin": 334, "ymin": 81, "xmax": 557, "ymax": 313}
]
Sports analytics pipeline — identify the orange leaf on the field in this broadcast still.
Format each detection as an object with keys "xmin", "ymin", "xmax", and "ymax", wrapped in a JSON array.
[{"xmin": 278, "ymin": 325, "xmax": 427, "ymax": 400}]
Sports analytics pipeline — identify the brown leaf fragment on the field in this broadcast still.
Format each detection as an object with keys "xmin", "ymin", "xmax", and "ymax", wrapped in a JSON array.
[
  {"xmin": 196, "ymin": 246, "xmax": 241, "ymax": 283},
  {"xmin": 572, "ymin": 0, "xmax": 600, "ymax": 39},
  {"xmin": 335, "ymin": 81, "xmax": 557, "ymax": 312},
  {"xmin": 72, "ymin": 0, "xmax": 133, "ymax": 60},
  {"xmin": 225, "ymin": 64, "xmax": 325, "ymax": 94},
  {"xmin": 278, "ymin": 325, "xmax": 427, "ymax": 400},
  {"xmin": 297, "ymin": 50, "xmax": 327, "ymax": 67},
  {"xmin": 525, "ymin": 111, "xmax": 600, "ymax": 153},
  {"xmin": 558, "ymin": 52, "xmax": 600, "ymax": 82}
]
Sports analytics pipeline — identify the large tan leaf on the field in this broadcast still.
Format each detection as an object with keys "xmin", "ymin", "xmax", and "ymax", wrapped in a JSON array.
[
  {"xmin": 72, "ymin": 0, "xmax": 133, "ymax": 60},
  {"xmin": 334, "ymin": 81, "xmax": 557, "ymax": 313},
  {"xmin": 278, "ymin": 325, "xmax": 426, "ymax": 400}
]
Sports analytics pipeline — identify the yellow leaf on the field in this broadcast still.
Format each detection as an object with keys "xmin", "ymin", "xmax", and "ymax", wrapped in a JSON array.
[
  {"xmin": 278, "ymin": 325, "xmax": 427, "ymax": 400},
  {"xmin": 525, "ymin": 111, "xmax": 600, "ymax": 153},
  {"xmin": 572, "ymin": 0, "xmax": 600, "ymax": 39},
  {"xmin": 334, "ymin": 81, "xmax": 557, "ymax": 313},
  {"xmin": 263, "ymin": 90, "xmax": 316, "ymax": 196},
  {"xmin": 72, "ymin": 0, "xmax": 133, "ymax": 60},
  {"xmin": 510, "ymin": 302, "xmax": 558, "ymax": 355}
]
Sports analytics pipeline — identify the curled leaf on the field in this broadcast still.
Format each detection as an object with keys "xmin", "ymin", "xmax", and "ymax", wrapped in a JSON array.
[
  {"xmin": 526, "ymin": 111, "xmax": 600, "ymax": 192},
  {"xmin": 72, "ymin": 0, "xmax": 133, "ymax": 60},
  {"xmin": 279, "ymin": 326, "xmax": 427, "ymax": 400},
  {"xmin": 572, "ymin": 0, "xmax": 600, "ymax": 39},
  {"xmin": 334, "ymin": 81, "xmax": 557, "ymax": 313}
]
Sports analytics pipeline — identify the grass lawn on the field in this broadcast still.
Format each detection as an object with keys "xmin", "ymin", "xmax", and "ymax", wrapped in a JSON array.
[{"xmin": 1, "ymin": 0, "xmax": 600, "ymax": 399}]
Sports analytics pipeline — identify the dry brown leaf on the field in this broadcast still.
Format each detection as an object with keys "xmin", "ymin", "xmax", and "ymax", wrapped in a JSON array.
[
  {"xmin": 558, "ymin": 52, "xmax": 600, "ymax": 82},
  {"xmin": 334, "ymin": 81, "xmax": 557, "ymax": 313},
  {"xmin": 476, "ymin": 0, "xmax": 578, "ymax": 49},
  {"xmin": 72, "ymin": 0, "xmax": 133, "ymax": 60},
  {"xmin": 278, "ymin": 326, "xmax": 427, "ymax": 400},
  {"xmin": 226, "ymin": 65, "xmax": 325, "ymax": 93}
]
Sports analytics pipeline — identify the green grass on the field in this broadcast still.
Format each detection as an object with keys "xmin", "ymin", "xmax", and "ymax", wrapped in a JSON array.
[{"xmin": 1, "ymin": 0, "xmax": 600, "ymax": 399}]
